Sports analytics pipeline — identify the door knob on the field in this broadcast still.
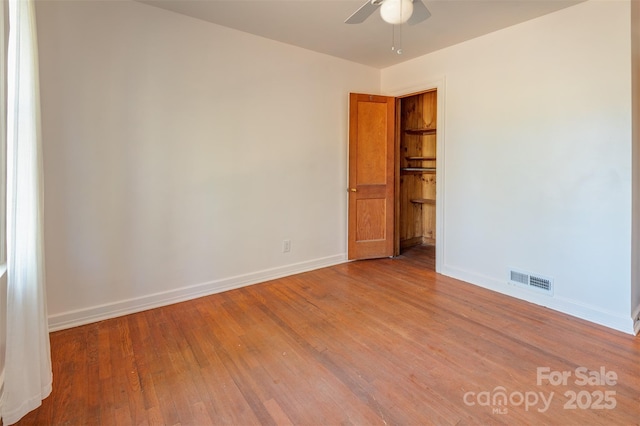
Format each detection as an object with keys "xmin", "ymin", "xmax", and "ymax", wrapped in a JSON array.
[{"xmin": 348, "ymin": 188, "xmax": 357, "ymax": 192}]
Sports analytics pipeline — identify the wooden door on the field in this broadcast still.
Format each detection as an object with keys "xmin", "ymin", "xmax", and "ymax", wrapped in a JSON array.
[{"xmin": 348, "ymin": 93, "xmax": 396, "ymax": 259}]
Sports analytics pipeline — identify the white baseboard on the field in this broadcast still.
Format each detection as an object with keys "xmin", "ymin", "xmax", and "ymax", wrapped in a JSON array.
[
  {"xmin": 49, "ymin": 255, "xmax": 638, "ymax": 335},
  {"xmin": 48, "ymin": 254, "xmax": 347, "ymax": 332},
  {"xmin": 440, "ymin": 264, "xmax": 637, "ymax": 335}
]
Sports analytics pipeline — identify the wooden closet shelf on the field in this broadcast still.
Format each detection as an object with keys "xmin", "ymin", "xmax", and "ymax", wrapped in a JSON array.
[
  {"xmin": 406, "ymin": 156, "xmax": 436, "ymax": 161},
  {"xmin": 401, "ymin": 167, "xmax": 436, "ymax": 174},
  {"xmin": 410, "ymin": 198, "xmax": 435, "ymax": 205},
  {"xmin": 404, "ymin": 128, "xmax": 437, "ymax": 135}
]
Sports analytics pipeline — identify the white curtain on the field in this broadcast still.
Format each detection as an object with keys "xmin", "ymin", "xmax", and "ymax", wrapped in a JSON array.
[{"xmin": 1, "ymin": 0, "xmax": 52, "ymax": 424}]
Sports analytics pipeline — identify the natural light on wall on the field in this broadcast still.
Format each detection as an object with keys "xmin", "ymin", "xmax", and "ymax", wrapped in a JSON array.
[
  {"xmin": 0, "ymin": 1, "xmax": 7, "ymax": 418},
  {"xmin": 0, "ymin": 0, "xmax": 52, "ymax": 424}
]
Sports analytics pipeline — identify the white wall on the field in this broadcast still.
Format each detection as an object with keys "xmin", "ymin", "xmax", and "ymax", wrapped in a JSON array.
[
  {"xmin": 632, "ymin": 0, "xmax": 640, "ymax": 334},
  {"xmin": 382, "ymin": 0, "xmax": 635, "ymax": 333},
  {"xmin": 36, "ymin": 0, "xmax": 380, "ymax": 329},
  {"xmin": 37, "ymin": 0, "xmax": 637, "ymax": 334}
]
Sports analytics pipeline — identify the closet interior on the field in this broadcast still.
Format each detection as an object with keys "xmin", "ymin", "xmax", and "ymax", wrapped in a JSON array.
[{"xmin": 398, "ymin": 89, "xmax": 437, "ymax": 252}]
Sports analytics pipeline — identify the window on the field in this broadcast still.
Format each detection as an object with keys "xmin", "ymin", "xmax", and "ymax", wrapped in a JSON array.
[{"xmin": 1, "ymin": 0, "xmax": 7, "ymax": 266}]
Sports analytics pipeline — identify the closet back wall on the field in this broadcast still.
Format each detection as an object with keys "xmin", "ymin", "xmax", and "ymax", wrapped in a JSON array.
[{"xmin": 36, "ymin": 0, "xmax": 379, "ymax": 329}]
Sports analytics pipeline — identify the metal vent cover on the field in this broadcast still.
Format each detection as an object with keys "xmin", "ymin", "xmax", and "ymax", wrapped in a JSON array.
[
  {"xmin": 510, "ymin": 270, "xmax": 529, "ymax": 285},
  {"xmin": 509, "ymin": 268, "xmax": 553, "ymax": 295}
]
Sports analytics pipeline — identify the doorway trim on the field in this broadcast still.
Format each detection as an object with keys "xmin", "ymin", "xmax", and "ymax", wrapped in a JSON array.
[{"xmin": 386, "ymin": 77, "xmax": 446, "ymax": 273}]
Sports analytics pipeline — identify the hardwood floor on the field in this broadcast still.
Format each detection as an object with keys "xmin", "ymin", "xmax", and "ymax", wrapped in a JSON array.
[{"xmin": 17, "ymin": 246, "xmax": 640, "ymax": 425}]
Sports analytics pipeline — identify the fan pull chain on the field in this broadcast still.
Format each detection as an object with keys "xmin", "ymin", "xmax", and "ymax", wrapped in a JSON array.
[{"xmin": 391, "ymin": 24, "xmax": 403, "ymax": 55}]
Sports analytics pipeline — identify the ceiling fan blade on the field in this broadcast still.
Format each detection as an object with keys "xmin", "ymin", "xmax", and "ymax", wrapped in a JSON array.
[
  {"xmin": 407, "ymin": 0, "xmax": 431, "ymax": 25},
  {"xmin": 345, "ymin": 0, "xmax": 381, "ymax": 24}
]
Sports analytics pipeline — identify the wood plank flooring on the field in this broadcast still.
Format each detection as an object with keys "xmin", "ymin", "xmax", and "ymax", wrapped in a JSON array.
[{"xmin": 16, "ymin": 246, "xmax": 640, "ymax": 425}]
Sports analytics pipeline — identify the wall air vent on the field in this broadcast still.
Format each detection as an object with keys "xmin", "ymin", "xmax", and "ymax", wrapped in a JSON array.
[{"xmin": 509, "ymin": 268, "xmax": 553, "ymax": 295}]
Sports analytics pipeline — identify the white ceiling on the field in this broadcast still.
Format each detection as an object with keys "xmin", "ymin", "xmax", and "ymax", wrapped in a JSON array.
[{"xmin": 139, "ymin": 0, "xmax": 584, "ymax": 69}]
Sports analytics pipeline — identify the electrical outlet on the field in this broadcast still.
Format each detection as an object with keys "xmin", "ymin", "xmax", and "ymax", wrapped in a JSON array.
[{"xmin": 282, "ymin": 239, "xmax": 291, "ymax": 253}]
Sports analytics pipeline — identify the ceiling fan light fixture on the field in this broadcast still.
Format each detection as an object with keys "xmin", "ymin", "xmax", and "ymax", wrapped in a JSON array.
[{"xmin": 380, "ymin": 0, "xmax": 414, "ymax": 25}]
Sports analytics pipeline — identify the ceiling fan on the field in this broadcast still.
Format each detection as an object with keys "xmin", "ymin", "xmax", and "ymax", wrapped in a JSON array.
[{"xmin": 345, "ymin": 0, "xmax": 431, "ymax": 26}]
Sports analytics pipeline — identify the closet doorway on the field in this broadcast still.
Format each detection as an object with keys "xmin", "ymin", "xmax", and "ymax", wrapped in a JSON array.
[
  {"xmin": 347, "ymin": 88, "xmax": 441, "ymax": 268},
  {"xmin": 397, "ymin": 90, "xmax": 437, "ymax": 253}
]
